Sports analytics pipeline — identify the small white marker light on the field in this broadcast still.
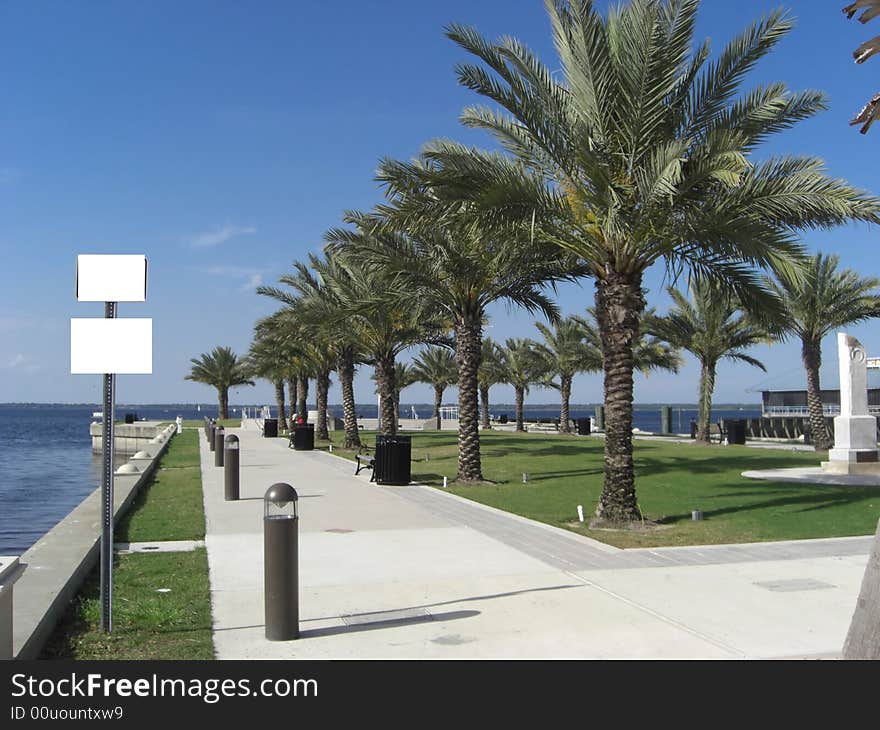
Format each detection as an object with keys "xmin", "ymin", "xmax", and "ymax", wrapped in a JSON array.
[
  {"xmin": 522, "ymin": 472, "xmax": 529, "ymax": 483},
  {"xmin": 577, "ymin": 505, "xmax": 585, "ymax": 522},
  {"xmin": 442, "ymin": 476, "xmax": 448, "ymax": 489}
]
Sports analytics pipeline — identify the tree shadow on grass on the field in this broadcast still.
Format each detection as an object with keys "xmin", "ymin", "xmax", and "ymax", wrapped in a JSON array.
[{"xmin": 657, "ymin": 480, "xmax": 880, "ymax": 525}]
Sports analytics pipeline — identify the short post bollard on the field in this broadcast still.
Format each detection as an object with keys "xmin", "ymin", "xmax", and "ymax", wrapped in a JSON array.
[
  {"xmin": 224, "ymin": 434, "xmax": 239, "ymax": 501},
  {"xmin": 214, "ymin": 425, "xmax": 225, "ymax": 466},
  {"xmin": 264, "ymin": 483, "xmax": 299, "ymax": 641},
  {"xmin": 208, "ymin": 420, "xmax": 216, "ymax": 450}
]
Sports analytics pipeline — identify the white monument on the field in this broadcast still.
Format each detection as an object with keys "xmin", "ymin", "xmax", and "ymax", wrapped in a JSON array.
[{"xmin": 822, "ymin": 333, "xmax": 880, "ymax": 475}]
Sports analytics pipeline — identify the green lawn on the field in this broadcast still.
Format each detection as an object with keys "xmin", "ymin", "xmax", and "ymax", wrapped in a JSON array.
[
  {"xmin": 321, "ymin": 429, "xmax": 880, "ymax": 549},
  {"xmin": 116, "ymin": 429, "xmax": 205, "ymax": 542},
  {"xmin": 41, "ymin": 550, "xmax": 213, "ymax": 660},
  {"xmin": 43, "ymin": 428, "xmax": 214, "ymax": 659}
]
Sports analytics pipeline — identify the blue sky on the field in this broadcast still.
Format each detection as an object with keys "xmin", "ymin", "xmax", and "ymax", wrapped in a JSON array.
[{"xmin": 1, "ymin": 0, "xmax": 879, "ymax": 406}]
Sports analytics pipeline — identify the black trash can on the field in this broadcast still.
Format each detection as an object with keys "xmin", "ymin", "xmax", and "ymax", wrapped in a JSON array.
[
  {"xmin": 373, "ymin": 434, "xmax": 411, "ymax": 485},
  {"xmin": 689, "ymin": 419, "xmax": 697, "ymax": 439},
  {"xmin": 263, "ymin": 418, "xmax": 278, "ymax": 438},
  {"xmin": 292, "ymin": 423, "xmax": 315, "ymax": 451},
  {"xmin": 498, "ymin": 414, "xmax": 508, "ymax": 424},
  {"xmin": 576, "ymin": 417, "xmax": 591, "ymax": 436},
  {"xmin": 725, "ymin": 419, "xmax": 747, "ymax": 445},
  {"xmin": 124, "ymin": 412, "xmax": 136, "ymax": 424}
]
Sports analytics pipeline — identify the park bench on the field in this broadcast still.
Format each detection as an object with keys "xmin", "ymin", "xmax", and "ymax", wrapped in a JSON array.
[{"xmin": 355, "ymin": 448, "xmax": 375, "ymax": 478}]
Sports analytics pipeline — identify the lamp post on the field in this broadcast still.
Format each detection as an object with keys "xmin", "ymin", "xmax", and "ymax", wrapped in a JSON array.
[{"xmin": 71, "ymin": 254, "xmax": 151, "ymax": 632}]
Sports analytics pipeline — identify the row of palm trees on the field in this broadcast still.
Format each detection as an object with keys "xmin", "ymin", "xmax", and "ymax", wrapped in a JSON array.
[
  {"xmin": 187, "ymin": 0, "xmax": 880, "ymax": 528},
  {"xmin": 188, "ymin": 247, "xmax": 880, "ymax": 466}
]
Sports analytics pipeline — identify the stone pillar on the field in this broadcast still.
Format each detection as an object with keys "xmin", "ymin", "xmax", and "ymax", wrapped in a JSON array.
[{"xmin": 823, "ymin": 333, "xmax": 880, "ymax": 475}]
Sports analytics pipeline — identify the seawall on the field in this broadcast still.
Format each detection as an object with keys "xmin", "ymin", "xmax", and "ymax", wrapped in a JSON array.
[{"xmin": 12, "ymin": 424, "xmax": 177, "ymax": 659}]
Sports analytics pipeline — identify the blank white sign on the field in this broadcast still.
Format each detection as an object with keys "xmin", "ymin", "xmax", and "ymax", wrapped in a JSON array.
[
  {"xmin": 70, "ymin": 319, "xmax": 153, "ymax": 374},
  {"xmin": 76, "ymin": 254, "xmax": 148, "ymax": 302}
]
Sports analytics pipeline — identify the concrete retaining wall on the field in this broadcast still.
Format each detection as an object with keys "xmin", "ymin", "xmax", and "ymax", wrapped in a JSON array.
[
  {"xmin": 89, "ymin": 421, "xmax": 167, "ymax": 454},
  {"xmin": 13, "ymin": 423, "xmax": 177, "ymax": 659}
]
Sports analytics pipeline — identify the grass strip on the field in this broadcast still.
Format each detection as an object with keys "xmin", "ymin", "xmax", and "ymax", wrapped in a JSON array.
[
  {"xmin": 42, "ymin": 427, "xmax": 213, "ymax": 659},
  {"xmin": 116, "ymin": 429, "xmax": 205, "ymax": 542},
  {"xmin": 41, "ymin": 550, "xmax": 213, "ymax": 660}
]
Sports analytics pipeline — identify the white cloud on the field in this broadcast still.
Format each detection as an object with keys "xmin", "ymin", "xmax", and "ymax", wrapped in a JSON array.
[
  {"xmin": 186, "ymin": 224, "xmax": 256, "ymax": 248},
  {"xmin": 4, "ymin": 353, "xmax": 40, "ymax": 373},
  {"xmin": 238, "ymin": 273, "xmax": 263, "ymax": 293}
]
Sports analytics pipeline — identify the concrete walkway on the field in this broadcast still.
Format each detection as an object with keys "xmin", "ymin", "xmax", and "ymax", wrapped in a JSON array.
[{"xmin": 199, "ymin": 429, "xmax": 870, "ymax": 659}]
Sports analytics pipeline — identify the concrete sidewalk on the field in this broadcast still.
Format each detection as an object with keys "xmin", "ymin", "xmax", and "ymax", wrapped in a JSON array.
[{"xmin": 199, "ymin": 429, "xmax": 869, "ymax": 659}]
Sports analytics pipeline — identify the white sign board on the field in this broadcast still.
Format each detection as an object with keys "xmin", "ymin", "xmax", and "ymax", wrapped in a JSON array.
[
  {"xmin": 70, "ymin": 319, "xmax": 153, "ymax": 374},
  {"xmin": 76, "ymin": 255, "xmax": 148, "ymax": 302}
]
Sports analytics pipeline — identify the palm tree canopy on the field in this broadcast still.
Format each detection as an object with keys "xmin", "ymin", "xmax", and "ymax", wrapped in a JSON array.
[
  {"xmin": 533, "ymin": 316, "xmax": 600, "ymax": 380},
  {"xmin": 329, "ymin": 159, "xmax": 587, "ymax": 328},
  {"xmin": 500, "ymin": 338, "xmax": 547, "ymax": 390},
  {"xmin": 418, "ymin": 0, "xmax": 880, "ymax": 311},
  {"xmin": 185, "ymin": 346, "xmax": 255, "ymax": 391},
  {"xmin": 478, "ymin": 336, "xmax": 507, "ymax": 388},
  {"xmin": 411, "ymin": 346, "xmax": 459, "ymax": 389},
  {"xmin": 647, "ymin": 278, "xmax": 769, "ymax": 371},
  {"xmin": 766, "ymin": 252, "xmax": 880, "ymax": 343}
]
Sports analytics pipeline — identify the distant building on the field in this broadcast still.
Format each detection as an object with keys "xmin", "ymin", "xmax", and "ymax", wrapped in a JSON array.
[{"xmin": 761, "ymin": 358, "xmax": 880, "ymax": 418}]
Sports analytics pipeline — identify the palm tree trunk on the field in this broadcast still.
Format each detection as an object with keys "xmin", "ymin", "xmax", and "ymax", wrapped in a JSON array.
[
  {"xmin": 287, "ymin": 378, "xmax": 297, "ymax": 421},
  {"xmin": 316, "ymin": 370, "xmax": 330, "ymax": 441},
  {"xmin": 593, "ymin": 270, "xmax": 644, "ymax": 525},
  {"xmin": 455, "ymin": 316, "xmax": 483, "ymax": 482},
  {"xmin": 374, "ymin": 355, "xmax": 397, "ymax": 436},
  {"xmin": 434, "ymin": 385, "xmax": 444, "ymax": 430},
  {"xmin": 274, "ymin": 379, "xmax": 287, "ymax": 431},
  {"xmin": 696, "ymin": 361, "xmax": 716, "ymax": 443},
  {"xmin": 559, "ymin": 375, "xmax": 572, "ymax": 433},
  {"xmin": 515, "ymin": 387, "xmax": 525, "ymax": 432},
  {"xmin": 802, "ymin": 338, "xmax": 832, "ymax": 450},
  {"xmin": 480, "ymin": 384, "xmax": 491, "ymax": 429},
  {"xmin": 218, "ymin": 387, "xmax": 229, "ymax": 420},
  {"xmin": 337, "ymin": 348, "xmax": 361, "ymax": 450},
  {"xmin": 296, "ymin": 376, "xmax": 308, "ymax": 422}
]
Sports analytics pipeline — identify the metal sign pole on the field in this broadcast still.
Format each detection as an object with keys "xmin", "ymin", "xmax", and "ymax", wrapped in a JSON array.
[{"xmin": 100, "ymin": 301, "xmax": 117, "ymax": 632}]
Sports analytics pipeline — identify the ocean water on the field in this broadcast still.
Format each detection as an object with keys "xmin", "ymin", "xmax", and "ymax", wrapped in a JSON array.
[{"xmin": 0, "ymin": 402, "xmax": 761, "ymax": 554}]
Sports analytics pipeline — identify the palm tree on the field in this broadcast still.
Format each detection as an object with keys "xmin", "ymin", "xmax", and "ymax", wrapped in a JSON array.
[
  {"xmin": 499, "ymin": 338, "xmax": 545, "ymax": 431},
  {"xmin": 424, "ymin": 0, "xmax": 879, "ymax": 523},
  {"xmin": 478, "ymin": 337, "xmax": 505, "ymax": 429},
  {"xmin": 371, "ymin": 360, "xmax": 419, "ymax": 429},
  {"xmin": 533, "ymin": 316, "xmax": 599, "ymax": 432},
  {"xmin": 845, "ymin": 0, "xmax": 880, "ymax": 133},
  {"xmin": 298, "ymin": 244, "xmax": 438, "ymax": 437},
  {"xmin": 259, "ymin": 254, "xmax": 366, "ymax": 449},
  {"xmin": 412, "ymin": 346, "xmax": 458, "ymax": 430},
  {"xmin": 648, "ymin": 279, "xmax": 768, "ymax": 443},
  {"xmin": 248, "ymin": 313, "xmax": 301, "ymax": 430},
  {"xmin": 185, "ymin": 346, "xmax": 254, "ymax": 419},
  {"xmin": 766, "ymin": 253, "xmax": 880, "ymax": 450},
  {"xmin": 330, "ymin": 177, "xmax": 579, "ymax": 483}
]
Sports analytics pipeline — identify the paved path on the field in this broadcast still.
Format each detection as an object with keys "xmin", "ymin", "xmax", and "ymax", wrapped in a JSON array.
[{"xmin": 200, "ymin": 429, "xmax": 870, "ymax": 659}]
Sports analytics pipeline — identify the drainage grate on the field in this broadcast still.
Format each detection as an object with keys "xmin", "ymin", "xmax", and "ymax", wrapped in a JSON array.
[
  {"xmin": 341, "ymin": 608, "xmax": 431, "ymax": 627},
  {"xmin": 754, "ymin": 578, "xmax": 835, "ymax": 592}
]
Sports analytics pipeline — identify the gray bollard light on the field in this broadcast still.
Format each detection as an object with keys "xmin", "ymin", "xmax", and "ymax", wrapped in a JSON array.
[
  {"xmin": 264, "ymin": 483, "xmax": 299, "ymax": 641},
  {"xmin": 224, "ymin": 434, "xmax": 240, "ymax": 501},
  {"xmin": 208, "ymin": 421, "xmax": 216, "ymax": 450},
  {"xmin": 214, "ymin": 425, "xmax": 225, "ymax": 466}
]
